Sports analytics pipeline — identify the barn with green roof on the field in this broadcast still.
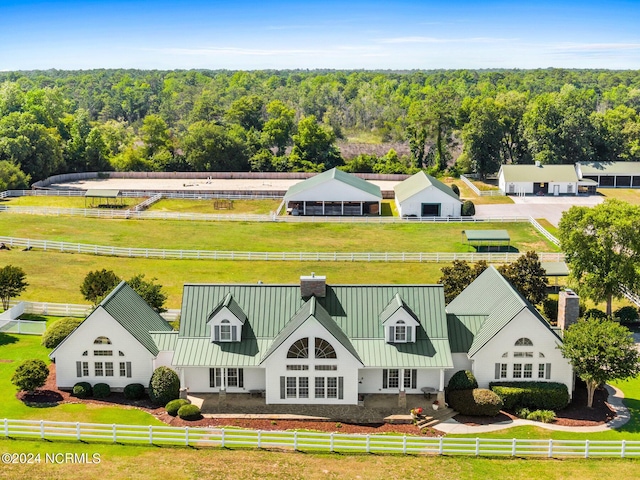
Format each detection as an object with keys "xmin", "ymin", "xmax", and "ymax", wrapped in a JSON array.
[{"xmin": 394, "ymin": 171, "xmax": 462, "ymax": 217}]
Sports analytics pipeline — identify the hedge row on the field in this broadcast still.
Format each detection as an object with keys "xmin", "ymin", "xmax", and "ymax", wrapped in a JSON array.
[
  {"xmin": 72, "ymin": 382, "xmax": 146, "ymax": 400},
  {"xmin": 447, "ymin": 388, "xmax": 503, "ymax": 416},
  {"xmin": 489, "ymin": 381, "xmax": 569, "ymax": 411}
]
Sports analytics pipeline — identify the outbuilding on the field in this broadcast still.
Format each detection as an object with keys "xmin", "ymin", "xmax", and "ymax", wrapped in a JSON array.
[
  {"xmin": 498, "ymin": 164, "xmax": 579, "ymax": 196},
  {"xmin": 394, "ymin": 171, "xmax": 462, "ymax": 217},
  {"xmin": 576, "ymin": 161, "xmax": 640, "ymax": 188},
  {"xmin": 283, "ymin": 168, "xmax": 382, "ymax": 216}
]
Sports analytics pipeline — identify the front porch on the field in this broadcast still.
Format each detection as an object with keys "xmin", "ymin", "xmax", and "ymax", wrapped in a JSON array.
[{"xmin": 191, "ymin": 392, "xmax": 446, "ymax": 423}]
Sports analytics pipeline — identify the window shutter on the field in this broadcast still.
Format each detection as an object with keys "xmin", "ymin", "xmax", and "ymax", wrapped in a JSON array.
[
  {"xmin": 495, "ymin": 363, "xmax": 500, "ymax": 380},
  {"xmin": 411, "ymin": 369, "xmax": 417, "ymax": 389},
  {"xmin": 231, "ymin": 325, "xmax": 237, "ymax": 342},
  {"xmin": 338, "ymin": 377, "xmax": 344, "ymax": 400},
  {"xmin": 382, "ymin": 369, "xmax": 388, "ymax": 389},
  {"xmin": 546, "ymin": 363, "xmax": 551, "ymax": 380},
  {"xmin": 280, "ymin": 376, "xmax": 285, "ymax": 399},
  {"xmin": 387, "ymin": 327, "xmax": 394, "ymax": 343},
  {"xmin": 407, "ymin": 327, "xmax": 412, "ymax": 343},
  {"xmin": 214, "ymin": 325, "xmax": 220, "ymax": 342},
  {"xmin": 126, "ymin": 362, "xmax": 132, "ymax": 378},
  {"xmin": 238, "ymin": 369, "xmax": 244, "ymax": 388},
  {"xmin": 76, "ymin": 361, "xmax": 82, "ymax": 377}
]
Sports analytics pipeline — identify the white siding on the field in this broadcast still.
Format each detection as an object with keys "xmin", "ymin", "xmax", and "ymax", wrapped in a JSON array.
[
  {"xmin": 51, "ymin": 307, "xmax": 156, "ymax": 390},
  {"xmin": 395, "ymin": 187, "xmax": 461, "ymax": 218},
  {"xmin": 182, "ymin": 367, "xmax": 264, "ymax": 392},
  {"xmin": 261, "ymin": 318, "xmax": 362, "ymax": 405},
  {"xmin": 470, "ymin": 309, "xmax": 573, "ymax": 397},
  {"xmin": 358, "ymin": 368, "xmax": 441, "ymax": 394}
]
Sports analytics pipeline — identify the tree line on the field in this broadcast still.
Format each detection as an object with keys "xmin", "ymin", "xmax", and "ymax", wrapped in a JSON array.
[{"xmin": 1, "ymin": 68, "xmax": 640, "ymax": 187}]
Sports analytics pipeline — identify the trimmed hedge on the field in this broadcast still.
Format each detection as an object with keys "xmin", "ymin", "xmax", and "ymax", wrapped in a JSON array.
[
  {"xmin": 73, "ymin": 382, "xmax": 92, "ymax": 398},
  {"xmin": 447, "ymin": 370, "xmax": 478, "ymax": 391},
  {"xmin": 149, "ymin": 366, "xmax": 180, "ymax": 406},
  {"xmin": 41, "ymin": 317, "xmax": 83, "ymax": 348},
  {"xmin": 489, "ymin": 381, "xmax": 569, "ymax": 411},
  {"xmin": 177, "ymin": 404, "xmax": 202, "ymax": 420},
  {"xmin": 93, "ymin": 383, "xmax": 111, "ymax": 398},
  {"xmin": 447, "ymin": 388, "xmax": 503, "ymax": 416},
  {"xmin": 461, "ymin": 200, "xmax": 475, "ymax": 216},
  {"xmin": 124, "ymin": 383, "xmax": 146, "ymax": 400},
  {"xmin": 166, "ymin": 398, "xmax": 190, "ymax": 416}
]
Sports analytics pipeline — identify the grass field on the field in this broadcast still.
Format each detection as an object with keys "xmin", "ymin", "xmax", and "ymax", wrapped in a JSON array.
[
  {"xmin": 440, "ymin": 177, "xmax": 514, "ymax": 205},
  {"xmin": 597, "ymin": 188, "xmax": 640, "ymax": 205},
  {"xmin": 0, "ymin": 214, "xmax": 556, "ymax": 254},
  {"xmin": 147, "ymin": 198, "xmax": 282, "ymax": 215}
]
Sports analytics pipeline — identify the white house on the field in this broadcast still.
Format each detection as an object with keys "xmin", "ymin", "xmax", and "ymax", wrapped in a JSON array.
[
  {"xmin": 283, "ymin": 168, "xmax": 382, "ymax": 216},
  {"xmin": 53, "ymin": 271, "xmax": 574, "ymax": 405},
  {"xmin": 49, "ymin": 282, "xmax": 173, "ymax": 390},
  {"xmin": 498, "ymin": 164, "xmax": 580, "ymax": 196},
  {"xmin": 393, "ymin": 171, "xmax": 462, "ymax": 217},
  {"xmin": 445, "ymin": 266, "xmax": 573, "ymax": 395}
]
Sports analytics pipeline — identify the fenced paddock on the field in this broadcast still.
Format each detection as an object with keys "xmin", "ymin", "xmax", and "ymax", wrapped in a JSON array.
[{"xmin": 2, "ymin": 419, "xmax": 640, "ymax": 458}]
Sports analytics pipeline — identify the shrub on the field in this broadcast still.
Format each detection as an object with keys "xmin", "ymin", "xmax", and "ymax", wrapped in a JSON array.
[
  {"xmin": 123, "ymin": 383, "xmax": 146, "ymax": 400},
  {"xmin": 177, "ymin": 404, "xmax": 201, "ymax": 420},
  {"xmin": 93, "ymin": 383, "xmax": 111, "ymax": 398},
  {"xmin": 73, "ymin": 382, "xmax": 92, "ymax": 398},
  {"xmin": 12, "ymin": 359, "xmax": 49, "ymax": 393},
  {"xmin": 527, "ymin": 409, "xmax": 556, "ymax": 423},
  {"xmin": 583, "ymin": 308, "xmax": 607, "ymax": 320},
  {"xmin": 515, "ymin": 407, "xmax": 531, "ymax": 418},
  {"xmin": 615, "ymin": 306, "xmax": 639, "ymax": 325},
  {"xmin": 461, "ymin": 200, "xmax": 475, "ymax": 216},
  {"xmin": 543, "ymin": 298, "xmax": 558, "ymax": 323},
  {"xmin": 450, "ymin": 184, "xmax": 460, "ymax": 196},
  {"xmin": 41, "ymin": 317, "xmax": 83, "ymax": 348},
  {"xmin": 490, "ymin": 382, "xmax": 569, "ymax": 411},
  {"xmin": 149, "ymin": 366, "xmax": 180, "ymax": 406},
  {"xmin": 447, "ymin": 370, "xmax": 478, "ymax": 391},
  {"xmin": 447, "ymin": 388, "xmax": 503, "ymax": 416},
  {"xmin": 166, "ymin": 398, "xmax": 190, "ymax": 416}
]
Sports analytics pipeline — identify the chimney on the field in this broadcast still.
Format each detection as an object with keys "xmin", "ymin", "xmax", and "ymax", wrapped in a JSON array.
[
  {"xmin": 558, "ymin": 289, "xmax": 580, "ymax": 330},
  {"xmin": 300, "ymin": 273, "xmax": 326, "ymax": 298}
]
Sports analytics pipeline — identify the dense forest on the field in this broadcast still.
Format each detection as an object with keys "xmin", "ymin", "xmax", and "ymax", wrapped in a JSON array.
[{"xmin": 0, "ymin": 68, "xmax": 640, "ymax": 187}]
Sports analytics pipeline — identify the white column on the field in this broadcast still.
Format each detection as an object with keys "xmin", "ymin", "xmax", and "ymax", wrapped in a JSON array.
[
  {"xmin": 439, "ymin": 368, "xmax": 445, "ymax": 391},
  {"xmin": 360, "ymin": 202, "xmax": 363, "ymax": 215},
  {"xmin": 341, "ymin": 201, "xmax": 344, "ymax": 215},
  {"xmin": 400, "ymin": 368, "xmax": 405, "ymax": 392},
  {"xmin": 322, "ymin": 201, "xmax": 325, "ymax": 215}
]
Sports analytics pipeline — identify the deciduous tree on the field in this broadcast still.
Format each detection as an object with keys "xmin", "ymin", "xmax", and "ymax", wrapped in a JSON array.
[
  {"xmin": 80, "ymin": 269, "xmax": 120, "ymax": 306},
  {"xmin": 439, "ymin": 260, "xmax": 488, "ymax": 304},
  {"xmin": 498, "ymin": 251, "xmax": 548, "ymax": 305},
  {"xmin": 0, "ymin": 264, "xmax": 28, "ymax": 310},
  {"xmin": 12, "ymin": 359, "xmax": 49, "ymax": 393}
]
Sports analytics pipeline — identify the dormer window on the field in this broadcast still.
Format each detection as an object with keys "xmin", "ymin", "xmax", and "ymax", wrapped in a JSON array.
[
  {"xmin": 388, "ymin": 320, "xmax": 413, "ymax": 343},
  {"xmin": 220, "ymin": 320, "xmax": 232, "ymax": 341},
  {"xmin": 381, "ymin": 293, "xmax": 419, "ymax": 344},
  {"xmin": 207, "ymin": 293, "xmax": 246, "ymax": 343},
  {"xmin": 395, "ymin": 321, "xmax": 407, "ymax": 342},
  {"xmin": 213, "ymin": 319, "xmax": 238, "ymax": 342}
]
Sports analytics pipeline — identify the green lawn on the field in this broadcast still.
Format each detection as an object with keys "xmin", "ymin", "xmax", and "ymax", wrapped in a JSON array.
[
  {"xmin": 2, "ymin": 196, "xmax": 144, "ymax": 208},
  {"xmin": 147, "ymin": 198, "xmax": 282, "ymax": 215},
  {"xmin": 0, "ymin": 214, "xmax": 557, "ymax": 254},
  {"xmin": 597, "ymin": 188, "xmax": 640, "ymax": 205},
  {"xmin": 440, "ymin": 177, "xmax": 514, "ymax": 205}
]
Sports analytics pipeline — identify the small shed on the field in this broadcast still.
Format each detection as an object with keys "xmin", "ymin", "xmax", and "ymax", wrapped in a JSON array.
[
  {"xmin": 463, "ymin": 230, "xmax": 511, "ymax": 251},
  {"xmin": 85, "ymin": 189, "xmax": 123, "ymax": 208},
  {"xmin": 283, "ymin": 168, "xmax": 382, "ymax": 216},
  {"xmin": 394, "ymin": 171, "xmax": 462, "ymax": 218},
  {"xmin": 541, "ymin": 261, "xmax": 570, "ymax": 289}
]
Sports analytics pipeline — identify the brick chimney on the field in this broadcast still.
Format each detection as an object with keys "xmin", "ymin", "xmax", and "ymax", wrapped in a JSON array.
[
  {"xmin": 558, "ymin": 289, "xmax": 580, "ymax": 330},
  {"xmin": 300, "ymin": 273, "xmax": 326, "ymax": 298}
]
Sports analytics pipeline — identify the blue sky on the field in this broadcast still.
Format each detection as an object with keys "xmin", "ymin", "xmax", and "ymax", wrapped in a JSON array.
[{"xmin": 1, "ymin": 0, "xmax": 639, "ymax": 70}]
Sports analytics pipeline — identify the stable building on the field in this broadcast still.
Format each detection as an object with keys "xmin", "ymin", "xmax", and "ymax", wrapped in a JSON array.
[
  {"xmin": 393, "ymin": 171, "xmax": 462, "ymax": 218},
  {"xmin": 576, "ymin": 162, "xmax": 640, "ymax": 188},
  {"xmin": 498, "ymin": 164, "xmax": 579, "ymax": 196},
  {"xmin": 283, "ymin": 168, "xmax": 382, "ymax": 216}
]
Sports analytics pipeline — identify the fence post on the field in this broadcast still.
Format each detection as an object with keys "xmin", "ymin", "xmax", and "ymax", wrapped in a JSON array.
[
  {"xmin": 548, "ymin": 439, "xmax": 553, "ymax": 458},
  {"xmin": 402, "ymin": 435, "xmax": 407, "ymax": 454},
  {"xmin": 112, "ymin": 424, "xmax": 117, "ymax": 443},
  {"xmin": 330, "ymin": 432, "xmax": 334, "ymax": 453},
  {"xmin": 149, "ymin": 425, "xmax": 153, "ymax": 445},
  {"xmin": 185, "ymin": 426, "xmax": 189, "ymax": 446},
  {"xmin": 439, "ymin": 436, "xmax": 444, "ymax": 455},
  {"xmin": 4, "ymin": 419, "xmax": 8, "ymax": 437},
  {"xmin": 621, "ymin": 439, "xmax": 626, "ymax": 458},
  {"xmin": 257, "ymin": 430, "xmax": 261, "ymax": 449},
  {"xmin": 475, "ymin": 437, "xmax": 480, "ymax": 456},
  {"xmin": 293, "ymin": 431, "xmax": 298, "ymax": 451},
  {"xmin": 76, "ymin": 422, "xmax": 81, "ymax": 440},
  {"xmin": 366, "ymin": 434, "xmax": 370, "ymax": 453},
  {"xmin": 512, "ymin": 438, "xmax": 517, "ymax": 456},
  {"xmin": 585, "ymin": 439, "xmax": 589, "ymax": 459},
  {"xmin": 221, "ymin": 429, "xmax": 225, "ymax": 448},
  {"xmin": 40, "ymin": 420, "xmax": 45, "ymax": 440}
]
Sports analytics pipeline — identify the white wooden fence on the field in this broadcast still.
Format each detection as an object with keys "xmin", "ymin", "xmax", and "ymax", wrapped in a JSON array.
[
  {"xmin": 460, "ymin": 175, "xmax": 505, "ymax": 197},
  {"xmin": 2, "ymin": 189, "xmax": 283, "ymax": 200},
  {"xmin": 2, "ymin": 418, "xmax": 639, "ymax": 458},
  {"xmin": 0, "ymin": 236, "xmax": 565, "ymax": 263}
]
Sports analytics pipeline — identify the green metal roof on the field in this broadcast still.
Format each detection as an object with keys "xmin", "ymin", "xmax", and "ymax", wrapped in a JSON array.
[
  {"xmin": 100, "ymin": 281, "xmax": 173, "ymax": 356},
  {"xmin": 260, "ymin": 297, "xmax": 362, "ymax": 364},
  {"xmin": 85, "ymin": 189, "xmax": 120, "ymax": 198},
  {"xmin": 207, "ymin": 293, "xmax": 247, "ymax": 324},
  {"xmin": 394, "ymin": 171, "xmax": 461, "ymax": 203},
  {"xmin": 379, "ymin": 293, "xmax": 420, "ymax": 325},
  {"xmin": 541, "ymin": 262, "xmax": 569, "ymax": 277},
  {"xmin": 176, "ymin": 282, "xmax": 451, "ymax": 368},
  {"xmin": 500, "ymin": 164, "xmax": 579, "ymax": 183},
  {"xmin": 351, "ymin": 339, "xmax": 453, "ymax": 368},
  {"xmin": 578, "ymin": 161, "xmax": 640, "ymax": 175},
  {"xmin": 446, "ymin": 267, "xmax": 561, "ymax": 357},
  {"xmin": 446, "ymin": 314, "xmax": 487, "ymax": 353},
  {"xmin": 464, "ymin": 230, "xmax": 511, "ymax": 242},
  {"xmin": 150, "ymin": 331, "xmax": 178, "ymax": 351},
  {"xmin": 284, "ymin": 168, "xmax": 382, "ymax": 200}
]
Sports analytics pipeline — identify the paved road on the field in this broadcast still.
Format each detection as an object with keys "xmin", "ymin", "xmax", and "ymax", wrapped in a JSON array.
[{"xmin": 475, "ymin": 195, "xmax": 605, "ymax": 226}]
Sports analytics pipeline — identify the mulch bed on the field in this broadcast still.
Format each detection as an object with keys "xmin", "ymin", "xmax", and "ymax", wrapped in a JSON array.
[
  {"xmin": 454, "ymin": 383, "xmax": 617, "ymax": 427},
  {"xmin": 20, "ymin": 366, "xmax": 616, "ymax": 434}
]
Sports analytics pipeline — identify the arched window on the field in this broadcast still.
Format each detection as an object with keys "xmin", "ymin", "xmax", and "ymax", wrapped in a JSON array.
[
  {"xmin": 395, "ymin": 320, "xmax": 407, "ymax": 342},
  {"xmin": 82, "ymin": 351, "xmax": 88, "ymax": 356},
  {"xmin": 515, "ymin": 338, "xmax": 533, "ymax": 346},
  {"xmin": 287, "ymin": 338, "xmax": 309, "ymax": 358},
  {"xmin": 315, "ymin": 338, "xmax": 337, "ymax": 359},
  {"xmin": 119, "ymin": 351, "xmax": 125, "ymax": 357},
  {"xmin": 502, "ymin": 352, "xmax": 508, "ymax": 358},
  {"xmin": 220, "ymin": 320, "xmax": 232, "ymax": 341},
  {"xmin": 94, "ymin": 336, "xmax": 112, "ymax": 345}
]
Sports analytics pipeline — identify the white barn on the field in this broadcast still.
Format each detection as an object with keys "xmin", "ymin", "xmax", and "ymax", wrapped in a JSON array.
[
  {"xmin": 498, "ymin": 164, "xmax": 580, "ymax": 196},
  {"xmin": 394, "ymin": 171, "xmax": 462, "ymax": 217},
  {"xmin": 283, "ymin": 168, "xmax": 382, "ymax": 216},
  {"xmin": 49, "ymin": 282, "xmax": 173, "ymax": 390}
]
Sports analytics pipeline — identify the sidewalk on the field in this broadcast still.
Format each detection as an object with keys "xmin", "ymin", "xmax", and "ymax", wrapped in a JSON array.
[{"xmin": 435, "ymin": 384, "xmax": 629, "ymax": 434}]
